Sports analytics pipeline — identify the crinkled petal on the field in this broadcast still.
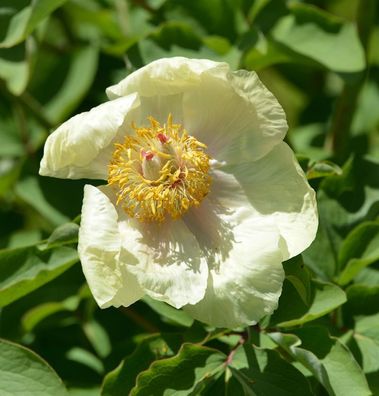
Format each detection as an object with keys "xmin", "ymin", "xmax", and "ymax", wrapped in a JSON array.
[
  {"xmin": 39, "ymin": 93, "xmax": 140, "ymax": 180},
  {"xmin": 182, "ymin": 68, "xmax": 287, "ymax": 164},
  {"xmin": 106, "ymin": 57, "xmax": 287, "ymax": 164},
  {"xmin": 116, "ymin": 215, "xmax": 209, "ymax": 309},
  {"xmin": 223, "ymin": 142, "xmax": 318, "ymax": 260},
  {"xmin": 183, "ymin": 170, "xmax": 285, "ymax": 328},
  {"xmin": 78, "ymin": 185, "xmax": 144, "ymax": 308},
  {"xmin": 106, "ymin": 57, "xmax": 224, "ymax": 99}
]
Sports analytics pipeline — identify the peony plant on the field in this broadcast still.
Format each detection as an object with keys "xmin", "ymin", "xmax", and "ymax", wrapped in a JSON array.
[{"xmin": 40, "ymin": 57, "xmax": 318, "ymax": 328}]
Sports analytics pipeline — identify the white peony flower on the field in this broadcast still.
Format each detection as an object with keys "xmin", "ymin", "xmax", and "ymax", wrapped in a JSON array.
[{"xmin": 39, "ymin": 57, "xmax": 318, "ymax": 328}]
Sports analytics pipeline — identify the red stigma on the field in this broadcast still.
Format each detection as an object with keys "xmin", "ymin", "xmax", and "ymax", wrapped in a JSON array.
[
  {"xmin": 157, "ymin": 133, "xmax": 169, "ymax": 144},
  {"xmin": 141, "ymin": 150, "xmax": 154, "ymax": 161}
]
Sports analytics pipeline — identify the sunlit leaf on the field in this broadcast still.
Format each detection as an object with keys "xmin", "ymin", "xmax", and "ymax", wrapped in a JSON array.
[
  {"xmin": 0, "ymin": 244, "xmax": 78, "ymax": 307},
  {"xmin": 130, "ymin": 343, "xmax": 226, "ymax": 395},
  {"xmin": 270, "ymin": 279, "xmax": 346, "ymax": 327},
  {"xmin": 0, "ymin": 339, "xmax": 68, "ymax": 396},
  {"xmin": 0, "ymin": 0, "xmax": 68, "ymax": 48},
  {"xmin": 270, "ymin": 328, "xmax": 371, "ymax": 396},
  {"xmin": 66, "ymin": 347, "xmax": 104, "ymax": 374},
  {"xmin": 229, "ymin": 343, "xmax": 312, "ymax": 395},
  {"xmin": 101, "ymin": 334, "xmax": 182, "ymax": 396},
  {"xmin": 142, "ymin": 295, "xmax": 194, "ymax": 327},
  {"xmin": 306, "ymin": 160, "xmax": 343, "ymax": 180},
  {"xmin": 272, "ymin": 3, "xmax": 365, "ymax": 73},
  {"xmin": 83, "ymin": 320, "xmax": 111, "ymax": 359},
  {"xmin": 338, "ymin": 221, "xmax": 379, "ymax": 285}
]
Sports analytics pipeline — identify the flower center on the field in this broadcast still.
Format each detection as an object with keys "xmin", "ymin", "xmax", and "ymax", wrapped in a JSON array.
[{"xmin": 108, "ymin": 115, "xmax": 211, "ymax": 222}]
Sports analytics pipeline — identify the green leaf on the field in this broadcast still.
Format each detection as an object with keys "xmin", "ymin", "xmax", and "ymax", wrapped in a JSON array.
[
  {"xmin": 15, "ymin": 176, "xmax": 70, "ymax": 228},
  {"xmin": 45, "ymin": 46, "xmax": 99, "ymax": 124},
  {"xmin": 270, "ymin": 327, "xmax": 371, "ymax": 396},
  {"xmin": 0, "ymin": 40, "xmax": 36, "ymax": 95},
  {"xmin": 66, "ymin": 347, "xmax": 104, "ymax": 374},
  {"xmin": 321, "ymin": 157, "xmax": 379, "ymax": 215},
  {"xmin": 142, "ymin": 295, "xmax": 194, "ymax": 327},
  {"xmin": 229, "ymin": 343, "xmax": 312, "ymax": 395},
  {"xmin": 47, "ymin": 222, "xmax": 79, "ymax": 248},
  {"xmin": 303, "ymin": 191, "xmax": 345, "ymax": 280},
  {"xmin": 354, "ymin": 313, "xmax": 379, "ymax": 374},
  {"xmin": 283, "ymin": 256, "xmax": 312, "ymax": 305},
  {"xmin": 240, "ymin": 25, "xmax": 315, "ymax": 71},
  {"xmin": 0, "ymin": 154, "xmax": 22, "ymax": 193},
  {"xmin": 343, "ymin": 284, "xmax": 379, "ymax": 325},
  {"xmin": 0, "ymin": 117, "xmax": 24, "ymax": 156},
  {"xmin": 0, "ymin": 338, "xmax": 68, "ymax": 395},
  {"xmin": 101, "ymin": 334, "xmax": 184, "ymax": 396},
  {"xmin": 291, "ymin": 123, "xmax": 331, "ymax": 161},
  {"xmin": 243, "ymin": 36, "xmax": 296, "ymax": 71},
  {"xmin": 339, "ymin": 221, "xmax": 379, "ymax": 266},
  {"xmin": 338, "ymin": 221, "xmax": 379, "ymax": 285},
  {"xmin": 169, "ymin": 0, "xmax": 238, "ymax": 41},
  {"xmin": 149, "ymin": 21, "xmax": 202, "ymax": 51},
  {"xmin": 138, "ymin": 38, "xmax": 240, "ymax": 69},
  {"xmin": 247, "ymin": 0, "xmax": 271, "ymax": 23},
  {"xmin": 352, "ymin": 80, "xmax": 379, "ymax": 137},
  {"xmin": 21, "ymin": 295, "xmax": 79, "ymax": 332},
  {"xmin": 203, "ymin": 35, "xmax": 231, "ymax": 55},
  {"xmin": 83, "ymin": 320, "xmax": 111, "ymax": 358},
  {"xmin": 271, "ymin": 279, "xmax": 346, "ymax": 328},
  {"xmin": 272, "ymin": 3, "xmax": 365, "ymax": 73},
  {"xmin": 63, "ymin": 0, "xmax": 125, "ymax": 43},
  {"xmin": 306, "ymin": 160, "xmax": 343, "ymax": 180},
  {"xmin": 0, "ymin": 0, "xmax": 68, "ymax": 48},
  {"xmin": 246, "ymin": 0, "xmax": 287, "ymax": 34},
  {"xmin": 0, "ymin": 244, "xmax": 78, "ymax": 307},
  {"xmin": 304, "ymin": 156, "xmax": 379, "ymax": 280},
  {"xmin": 8, "ymin": 229, "xmax": 42, "ymax": 249},
  {"xmin": 130, "ymin": 343, "xmax": 226, "ymax": 396},
  {"xmin": 68, "ymin": 387, "xmax": 100, "ymax": 396}
]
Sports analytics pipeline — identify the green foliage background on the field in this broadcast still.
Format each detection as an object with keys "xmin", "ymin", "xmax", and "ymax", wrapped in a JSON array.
[{"xmin": 1, "ymin": 0, "xmax": 379, "ymax": 395}]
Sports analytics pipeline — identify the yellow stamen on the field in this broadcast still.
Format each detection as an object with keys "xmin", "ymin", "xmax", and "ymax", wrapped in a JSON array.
[{"xmin": 108, "ymin": 115, "xmax": 211, "ymax": 222}]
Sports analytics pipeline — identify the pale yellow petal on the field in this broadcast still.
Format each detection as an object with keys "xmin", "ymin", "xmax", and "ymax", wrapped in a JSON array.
[
  {"xmin": 183, "ymin": 170, "xmax": 285, "ymax": 328},
  {"xmin": 117, "ymin": 217, "xmax": 209, "ymax": 309},
  {"xmin": 223, "ymin": 142, "xmax": 318, "ymax": 259},
  {"xmin": 78, "ymin": 185, "xmax": 144, "ymax": 308},
  {"xmin": 39, "ymin": 93, "xmax": 140, "ymax": 180}
]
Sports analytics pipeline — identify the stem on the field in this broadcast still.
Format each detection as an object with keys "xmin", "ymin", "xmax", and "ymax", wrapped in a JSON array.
[
  {"xmin": 12, "ymin": 99, "xmax": 33, "ymax": 155},
  {"xmin": 19, "ymin": 91, "xmax": 54, "ymax": 130},
  {"xmin": 1, "ymin": 81, "xmax": 54, "ymax": 140},
  {"xmin": 328, "ymin": 0, "xmax": 376, "ymax": 163},
  {"xmin": 248, "ymin": 324, "xmax": 261, "ymax": 346},
  {"xmin": 115, "ymin": 0, "xmax": 130, "ymax": 37},
  {"xmin": 119, "ymin": 307, "xmax": 159, "ymax": 333},
  {"xmin": 130, "ymin": 0, "xmax": 156, "ymax": 14},
  {"xmin": 225, "ymin": 334, "xmax": 246, "ymax": 366},
  {"xmin": 356, "ymin": 0, "xmax": 376, "ymax": 48}
]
